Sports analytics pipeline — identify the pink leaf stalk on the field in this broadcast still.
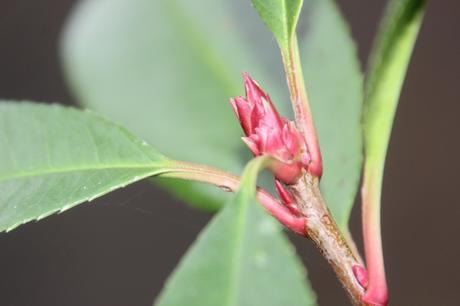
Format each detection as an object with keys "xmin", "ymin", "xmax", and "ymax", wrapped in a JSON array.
[
  {"xmin": 362, "ymin": 171, "xmax": 388, "ymax": 305},
  {"xmin": 230, "ymin": 73, "xmax": 310, "ymax": 184},
  {"xmin": 274, "ymin": 179, "xmax": 301, "ymax": 217},
  {"xmin": 164, "ymin": 160, "xmax": 307, "ymax": 236}
]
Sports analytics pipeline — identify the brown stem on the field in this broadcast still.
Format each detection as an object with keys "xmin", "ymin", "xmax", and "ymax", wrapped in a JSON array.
[{"xmin": 288, "ymin": 172, "xmax": 371, "ymax": 306}]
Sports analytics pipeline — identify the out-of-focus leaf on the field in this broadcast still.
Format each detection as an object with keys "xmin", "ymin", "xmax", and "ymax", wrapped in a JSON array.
[
  {"xmin": 0, "ymin": 102, "xmax": 170, "ymax": 232},
  {"xmin": 299, "ymin": 0, "xmax": 363, "ymax": 232},
  {"xmin": 155, "ymin": 157, "xmax": 316, "ymax": 306},
  {"xmin": 61, "ymin": 0, "xmax": 275, "ymax": 211}
]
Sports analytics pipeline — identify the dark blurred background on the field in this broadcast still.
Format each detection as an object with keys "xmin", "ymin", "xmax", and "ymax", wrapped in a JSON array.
[{"xmin": 0, "ymin": 0, "xmax": 458, "ymax": 305}]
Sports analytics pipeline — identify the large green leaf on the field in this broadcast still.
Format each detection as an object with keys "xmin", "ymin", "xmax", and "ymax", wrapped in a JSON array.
[
  {"xmin": 250, "ymin": 0, "xmax": 303, "ymax": 51},
  {"xmin": 300, "ymin": 0, "xmax": 363, "ymax": 232},
  {"xmin": 62, "ymin": 0, "xmax": 275, "ymax": 211},
  {"xmin": 155, "ymin": 157, "xmax": 316, "ymax": 306},
  {"xmin": 0, "ymin": 102, "xmax": 170, "ymax": 232}
]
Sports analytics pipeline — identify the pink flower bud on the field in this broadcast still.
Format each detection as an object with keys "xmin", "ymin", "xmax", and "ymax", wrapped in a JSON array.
[{"xmin": 230, "ymin": 73, "xmax": 309, "ymax": 184}]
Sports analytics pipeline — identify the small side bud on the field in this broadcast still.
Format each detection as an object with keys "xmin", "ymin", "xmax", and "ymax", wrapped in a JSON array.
[
  {"xmin": 352, "ymin": 265, "xmax": 368, "ymax": 289},
  {"xmin": 274, "ymin": 180, "xmax": 301, "ymax": 216}
]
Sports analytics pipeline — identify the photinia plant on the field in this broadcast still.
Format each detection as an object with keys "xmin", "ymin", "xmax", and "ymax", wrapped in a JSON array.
[{"xmin": 0, "ymin": 0, "xmax": 426, "ymax": 305}]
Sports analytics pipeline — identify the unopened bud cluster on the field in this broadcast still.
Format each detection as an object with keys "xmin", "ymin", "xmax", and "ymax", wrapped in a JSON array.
[{"xmin": 230, "ymin": 74, "xmax": 310, "ymax": 184}]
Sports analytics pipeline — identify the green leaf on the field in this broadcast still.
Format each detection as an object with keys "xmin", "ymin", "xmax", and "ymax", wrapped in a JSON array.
[
  {"xmin": 0, "ymin": 102, "xmax": 170, "ymax": 232},
  {"xmin": 299, "ymin": 0, "xmax": 363, "ymax": 232},
  {"xmin": 250, "ymin": 0, "xmax": 303, "ymax": 51},
  {"xmin": 360, "ymin": 1, "xmax": 425, "ymax": 298},
  {"xmin": 155, "ymin": 157, "xmax": 316, "ymax": 306},
  {"xmin": 61, "ymin": 0, "xmax": 274, "ymax": 211},
  {"xmin": 363, "ymin": 0, "xmax": 426, "ymax": 168}
]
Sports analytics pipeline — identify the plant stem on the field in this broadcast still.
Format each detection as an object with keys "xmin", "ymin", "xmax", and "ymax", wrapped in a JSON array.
[
  {"xmin": 281, "ymin": 36, "xmax": 322, "ymax": 177},
  {"xmin": 279, "ymin": 32, "xmax": 372, "ymax": 305},
  {"xmin": 288, "ymin": 172, "xmax": 371, "ymax": 306}
]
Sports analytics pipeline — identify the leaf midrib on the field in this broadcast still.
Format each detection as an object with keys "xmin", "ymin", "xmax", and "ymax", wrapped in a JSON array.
[
  {"xmin": 281, "ymin": 0, "xmax": 289, "ymax": 45},
  {"xmin": 226, "ymin": 193, "xmax": 249, "ymax": 306},
  {"xmin": 0, "ymin": 163, "xmax": 166, "ymax": 182}
]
